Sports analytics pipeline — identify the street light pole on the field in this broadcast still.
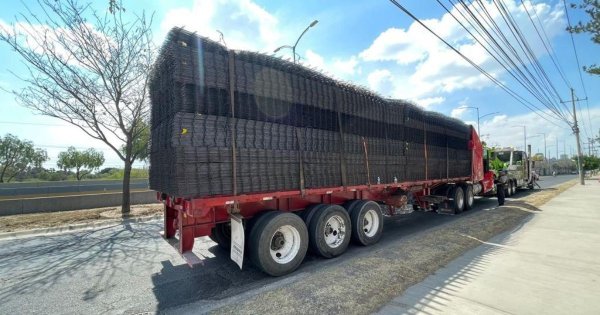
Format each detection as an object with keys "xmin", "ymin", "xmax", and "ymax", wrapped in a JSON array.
[
  {"xmin": 478, "ymin": 111, "xmax": 500, "ymax": 140},
  {"xmin": 274, "ymin": 20, "xmax": 319, "ymax": 63}
]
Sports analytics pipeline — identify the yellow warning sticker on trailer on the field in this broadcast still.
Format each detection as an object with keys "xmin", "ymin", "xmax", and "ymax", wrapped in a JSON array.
[{"xmin": 230, "ymin": 214, "xmax": 244, "ymax": 270}]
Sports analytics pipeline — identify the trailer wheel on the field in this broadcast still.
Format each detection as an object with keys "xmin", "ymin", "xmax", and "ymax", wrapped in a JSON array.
[
  {"xmin": 308, "ymin": 205, "xmax": 351, "ymax": 258},
  {"xmin": 464, "ymin": 185, "xmax": 474, "ymax": 211},
  {"xmin": 350, "ymin": 201, "xmax": 384, "ymax": 246},
  {"xmin": 451, "ymin": 186, "xmax": 465, "ymax": 214},
  {"xmin": 343, "ymin": 199, "xmax": 362, "ymax": 216},
  {"xmin": 249, "ymin": 212, "xmax": 308, "ymax": 276},
  {"xmin": 301, "ymin": 204, "xmax": 327, "ymax": 227},
  {"xmin": 209, "ymin": 222, "xmax": 231, "ymax": 250}
]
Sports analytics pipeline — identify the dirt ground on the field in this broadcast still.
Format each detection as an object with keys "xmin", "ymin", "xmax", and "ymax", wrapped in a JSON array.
[{"xmin": 0, "ymin": 203, "xmax": 163, "ymax": 233}]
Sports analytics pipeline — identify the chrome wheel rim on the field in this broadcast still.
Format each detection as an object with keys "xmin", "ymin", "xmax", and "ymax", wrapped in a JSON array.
[
  {"xmin": 456, "ymin": 190, "xmax": 464, "ymax": 209},
  {"xmin": 468, "ymin": 189, "xmax": 474, "ymax": 206},
  {"xmin": 270, "ymin": 225, "xmax": 301, "ymax": 264},
  {"xmin": 323, "ymin": 215, "xmax": 346, "ymax": 248},
  {"xmin": 363, "ymin": 209, "xmax": 380, "ymax": 237}
]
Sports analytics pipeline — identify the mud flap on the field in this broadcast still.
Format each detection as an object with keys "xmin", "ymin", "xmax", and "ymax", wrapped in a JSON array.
[{"xmin": 230, "ymin": 214, "xmax": 245, "ymax": 269}]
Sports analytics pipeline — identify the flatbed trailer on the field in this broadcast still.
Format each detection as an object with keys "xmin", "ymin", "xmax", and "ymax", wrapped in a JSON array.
[{"xmin": 158, "ymin": 127, "xmax": 495, "ymax": 276}]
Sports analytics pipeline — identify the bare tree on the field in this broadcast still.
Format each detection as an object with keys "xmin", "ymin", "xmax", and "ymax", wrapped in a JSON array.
[{"xmin": 0, "ymin": 0, "xmax": 154, "ymax": 213}]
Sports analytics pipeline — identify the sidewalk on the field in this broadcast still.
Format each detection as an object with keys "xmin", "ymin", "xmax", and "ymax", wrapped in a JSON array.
[{"xmin": 377, "ymin": 179, "xmax": 600, "ymax": 315}]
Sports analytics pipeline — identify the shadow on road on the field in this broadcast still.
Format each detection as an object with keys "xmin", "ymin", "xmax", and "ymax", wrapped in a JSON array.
[{"xmin": 0, "ymin": 221, "xmax": 163, "ymax": 305}]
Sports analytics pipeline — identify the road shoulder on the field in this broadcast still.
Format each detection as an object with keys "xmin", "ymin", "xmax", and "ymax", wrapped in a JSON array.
[{"xmin": 377, "ymin": 179, "xmax": 598, "ymax": 315}]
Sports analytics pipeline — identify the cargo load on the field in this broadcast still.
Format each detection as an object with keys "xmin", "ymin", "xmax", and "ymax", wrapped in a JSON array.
[{"xmin": 149, "ymin": 28, "xmax": 472, "ymax": 198}]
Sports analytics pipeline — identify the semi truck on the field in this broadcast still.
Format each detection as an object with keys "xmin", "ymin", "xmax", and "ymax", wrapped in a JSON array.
[
  {"xmin": 488, "ymin": 147, "xmax": 537, "ymax": 196},
  {"xmin": 151, "ymin": 28, "xmax": 498, "ymax": 276}
]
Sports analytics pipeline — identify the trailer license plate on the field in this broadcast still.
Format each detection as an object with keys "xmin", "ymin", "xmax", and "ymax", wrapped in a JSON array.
[{"xmin": 230, "ymin": 214, "xmax": 244, "ymax": 270}]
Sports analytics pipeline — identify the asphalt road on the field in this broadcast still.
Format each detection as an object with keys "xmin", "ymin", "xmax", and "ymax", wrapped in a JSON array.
[{"xmin": 0, "ymin": 175, "xmax": 576, "ymax": 314}]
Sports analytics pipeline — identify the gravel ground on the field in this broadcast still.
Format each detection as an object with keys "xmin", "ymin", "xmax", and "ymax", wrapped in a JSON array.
[{"xmin": 208, "ymin": 179, "xmax": 577, "ymax": 315}]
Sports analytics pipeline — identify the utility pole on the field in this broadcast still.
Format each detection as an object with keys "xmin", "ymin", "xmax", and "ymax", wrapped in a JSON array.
[
  {"xmin": 565, "ymin": 88, "xmax": 585, "ymax": 185},
  {"xmin": 538, "ymin": 133, "xmax": 547, "ymax": 162},
  {"xmin": 556, "ymin": 137, "xmax": 559, "ymax": 160}
]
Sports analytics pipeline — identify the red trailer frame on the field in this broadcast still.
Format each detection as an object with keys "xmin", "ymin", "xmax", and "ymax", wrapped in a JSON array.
[{"xmin": 159, "ymin": 127, "xmax": 494, "ymax": 265}]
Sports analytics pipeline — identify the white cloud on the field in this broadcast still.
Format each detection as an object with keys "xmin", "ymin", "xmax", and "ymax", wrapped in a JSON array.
[
  {"xmin": 367, "ymin": 69, "xmax": 393, "ymax": 95},
  {"xmin": 332, "ymin": 56, "xmax": 359, "ymax": 76},
  {"xmin": 302, "ymin": 50, "xmax": 360, "ymax": 80},
  {"xmin": 160, "ymin": 0, "xmax": 280, "ymax": 51},
  {"xmin": 360, "ymin": 0, "xmax": 565, "ymax": 102},
  {"xmin": 304, "ymin": 49, "xmax": 326, "ymax": 70},
  {"xmin": 415, "ymin": 96, "xmax": 445, "ymax": 109},
  {"xmin": 451, "ymin": 106, "xmax": 468, "ymax": 118},
  {"xmin": 479, "ymin": 107, "xmax": 600, "ymax": 156}
]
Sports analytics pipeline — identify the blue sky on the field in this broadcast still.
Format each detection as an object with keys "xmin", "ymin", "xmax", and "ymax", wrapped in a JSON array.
[{"xmin": 1, "ymin": 0, "xmax": 599, "ymax": 169}]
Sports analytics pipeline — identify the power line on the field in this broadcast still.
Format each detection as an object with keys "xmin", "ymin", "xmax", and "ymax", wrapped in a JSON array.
[
  {"xmin": 562, "ymin": 0, "xmax": 593, "ymax": 135},
  {"xmin": 525, "ymin": 0, "xmax": 572, "ymax": 89},
  {"xmin": 446, "ymin": 0, "xmax": 567, "ymax": 121},
  {"xmin": 452, "ymin": 0, "xmax": 570, "ymax": 123},
  {"xmin": 388, "ymin": 0, "xmax": 567, "ymax": 128},
  {"xmin": 492, "ymin": 0, "xmax": 569, "ymax": 119}
]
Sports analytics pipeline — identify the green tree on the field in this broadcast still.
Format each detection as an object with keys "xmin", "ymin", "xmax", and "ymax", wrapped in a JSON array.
[
  {"xmin": 581, "ymin": 155, "xmax": 600, "ymax": 171},
  {"xmin": 57, "ymin": 147, "xmax": 105, "ymax": 180},
  {"xmin": 568, "ymin": 0, "xmax": 600, "ymax": 75},
  {"xmin": 0, "ymin": 134, "xmax": 48, "ymax": 183}
]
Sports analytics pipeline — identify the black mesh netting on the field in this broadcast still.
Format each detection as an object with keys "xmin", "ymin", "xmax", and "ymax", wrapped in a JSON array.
[{"xmin": 149, "ymin": 28, "xmax": 472, "ymax": 197}]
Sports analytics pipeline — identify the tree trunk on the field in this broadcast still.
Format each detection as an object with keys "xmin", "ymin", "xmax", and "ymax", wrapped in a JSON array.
[{"xmin": 122, "ymin": 159, "xmax": 132, "ymax": 215}]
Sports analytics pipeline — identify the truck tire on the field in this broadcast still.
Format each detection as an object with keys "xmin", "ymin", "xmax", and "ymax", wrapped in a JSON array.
[
  {"xmin": 451, "ymin": 186, "xmax": 465, "ymax": 214},
  {"xmin": 301, "ymin": 204, "xmax": 327, "ymax": 227},
  {"xmin": 249, "ymin": 211, "xmax": 308, "ymax": 276},
  {"xmin": 350, "ymin": 201, "xmax": 384, "ymax": 246},
  {"xmin": 464, "ymin": 185, "xmax": 474, "ymax": 210},
  {"xmin": 209, "ymin": 222, "xmax": 231, "ymax": 250},
  {"xmin": 343, "ymin": 199, "xmax": 362, "ymax": 216},
  {"xmin": 308, "ymin": 204, "xmax": 351, "ymax": 258},
  {"xmin": 512, "ymin": 180, "xmax": 518, "ymax": 195}
]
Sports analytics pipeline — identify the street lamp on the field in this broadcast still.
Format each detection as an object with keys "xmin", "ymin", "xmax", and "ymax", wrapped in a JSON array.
[
  {"xmin": 478, "ymin": 111, "xmax": 500, "ymax": 136},
  {"xmin": 458, "ymin": 106, "xmax": 500, "ymax": 136},
  {"xmin": 512, "ymin": 125, "xmax": 527, "ymax": 152},
  {"xmin": 274, "ymin": 20, "xmax": 319, "ymax": 63},
  {"xmin": 479, "ymin": 111, "xmax": 500, "ymax": 120}
]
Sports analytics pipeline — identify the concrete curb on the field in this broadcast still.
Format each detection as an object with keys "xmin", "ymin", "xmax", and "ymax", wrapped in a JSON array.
[{"xmin": 0, "ymin": 214, "xmax": 164, "ymax": 240}]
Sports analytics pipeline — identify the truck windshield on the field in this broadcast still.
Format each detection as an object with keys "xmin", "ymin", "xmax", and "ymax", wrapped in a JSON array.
[{"xmin": 494, "ymin": 151, "xmax": 511, "ymax": 163}]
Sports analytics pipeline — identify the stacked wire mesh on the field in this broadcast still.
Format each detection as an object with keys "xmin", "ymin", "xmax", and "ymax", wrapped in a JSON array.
[{"xmin": 149, "ymin": 28, "xmax": 472, "ymax": 198}]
